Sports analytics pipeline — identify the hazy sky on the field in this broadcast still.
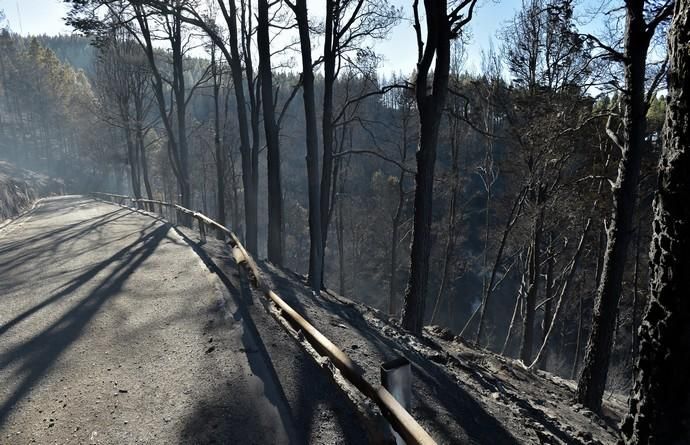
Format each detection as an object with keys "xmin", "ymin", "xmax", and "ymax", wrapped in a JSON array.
[{"xmin": 0, "ymin": 0, "xmax": 602, "ymax": 75}]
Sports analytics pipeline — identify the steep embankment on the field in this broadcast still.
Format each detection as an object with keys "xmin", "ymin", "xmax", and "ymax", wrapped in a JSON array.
[
  {"xmin": 0, "ymin": 161, "xmax": 62, "ymax": 221},
  {"xmin": 169, "ymin": 219, "xmax": 625, "ymax": 445}
]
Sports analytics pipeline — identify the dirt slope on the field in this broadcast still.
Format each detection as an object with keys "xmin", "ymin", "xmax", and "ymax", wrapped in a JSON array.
[
  {"xmin": 176, "ymin": 223, "xmax": 626, "ymax": 445},
  {"xmin": 0, "ymin": 161, "xmax": 62, "ymax": 221}
]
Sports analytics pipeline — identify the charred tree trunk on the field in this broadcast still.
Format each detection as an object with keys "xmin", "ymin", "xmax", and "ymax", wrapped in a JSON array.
[
  {"xmin": 430, "ymin": 113, "xmax": 461, "ymax": 325},
  {"xmin": 170, "ymin": 10, "xmax": 191, "ymax": 217},
  {"xmin": 539, "ymin": 231, "xmax": 555, "ymax": 370},
  {"xmin": 131, "ymin": 5, "xmax": 184, "ymax": 209},
  {"xmin": 576, "ymin": 0, "xmax": 653, "ymax": 412},
  {"xmin": 240, "ymin": 1, "xmax": 260, "ymax": 244},
  {"xmin": 402, "ymin": 0, "xmax": 452, "ymax": 335},
  {"xmin": 502, "ymin": 274, "xmax": 524, "ymax": 355},
  {"xmin": 630, "ymin": 224, "xmax": 640, "ymax": 370},
  {"xmin": 131, "ymin": 82, "xmax": 153, "ymax": 208},
  {"xmin": 135, "ymin": 123, "xmax": 153, "ymax": 205},
  {"xmin": 290, "ymin": 0, "xmax": 323, "ymax": 291},
  {"xmin": 389, "ymin": 172, "xmax": 404, "ymax": 316},
  {"xmin": 337, "ymin": 173, "xmax": 346, "ymax": 297},
  {"xmin": 621, "ymin": 2, "xmax": 690, "ymax": 441},
  {"xmin": 211, "ymin": 47, "xmax": 226, "ymax": 236},
  {"xmin": 258, "ymin": 0, "xmax": 283, "ymax": 265},
  {"xmin": 124, "ymin": 118, "xmax": 142, "ymax": 199},
  {"xmin": 571, "ymin": 280, "xmax": 584, "ymax": 380},
  {"xmin": 520, "ymin": 203, "xmax": 543, "ymax": 364},
  {"xmin": 320, "ymin": 0, "xmax": 336, "ymax": 259},
  {"xmin": 218, "ymin": 0, "xmax": 257, "ymax": 254}
]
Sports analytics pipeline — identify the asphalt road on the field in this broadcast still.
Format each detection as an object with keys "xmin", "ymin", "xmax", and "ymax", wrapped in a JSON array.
[{"xmin": 0, "ymin": 196, "xmax": 299, "ymax": 444}]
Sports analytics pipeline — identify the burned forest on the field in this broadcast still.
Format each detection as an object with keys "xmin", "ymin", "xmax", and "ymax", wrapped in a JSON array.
[{"xmin": 0, "ymin": 0, "xmax": 688, "ymax": 443}]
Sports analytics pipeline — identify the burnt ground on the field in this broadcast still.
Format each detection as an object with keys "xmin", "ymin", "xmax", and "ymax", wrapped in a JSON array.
[{"xmin": 174, "ymin": 218, "xmax": 626, "ymax": 445}]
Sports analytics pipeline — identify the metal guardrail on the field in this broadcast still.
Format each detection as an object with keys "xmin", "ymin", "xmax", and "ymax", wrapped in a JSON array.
[{"xmin": 90, "ymin": 192, "xmax": 437, "ymax": 445}]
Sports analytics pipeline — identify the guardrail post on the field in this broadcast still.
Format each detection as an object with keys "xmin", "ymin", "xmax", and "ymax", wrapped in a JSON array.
[
  {"xmin": 381, "ymin": 357, "xmax": 412, "ymax": 445},
  {"xmin": 159, "ymin": 202, "xmax": 163, "ymax": 216}
]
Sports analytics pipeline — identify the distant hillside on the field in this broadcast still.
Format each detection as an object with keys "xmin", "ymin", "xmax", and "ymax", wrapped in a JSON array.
[
  {"xmin": 35, "ymin": 34, "xmax": 96, "ymax": 76},
  {"xmin": 0, "ymin": 161, "xmax": 63, "ymax": 221}
]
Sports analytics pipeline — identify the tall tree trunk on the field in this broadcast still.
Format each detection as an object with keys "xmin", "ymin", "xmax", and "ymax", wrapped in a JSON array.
[
  {"xmin": 539, "ymin": 231, "xmax": 554, "ymax": 370},
  {"xmin": 337, "ymin": 174, "xmax": 346, "ymax": 297},
  {"xmin": 576, "ymin": 0, "xmax": 652, "ymax": 412},
  {"xmin": 131, "ymin": 5, "xmax": 184, "ymax": 208},
  {"xmin": 621, "ymin": 3, "xmax": 690, "ymax": 440},
  {"xmin": 241, "ymin": 0, "xmax": 261, "ymax": 246},
  {"xmin": 630, "ymin": 219, "xmax": 641, "ymax": 372},
  {"xmin": 389, "ymin": 106, "xmax": 411, "ymax": 317},
  {"xmin": 502, "ymin": 279, "xmax": 524, "ymax": 356},
  {"xmin": 171, "ymin": 10, "xmax": 191, "ymax": 217},
  {"xmin": 320, "ymin": 0, "xmax": 336, "ymax": 260},
  {"xmin": 217, "ymin": 0, "xmax": 257, "ymax": 254},
  {"xmin": 211, "ymin": 47, "xmax": 226, "ymax": 236},
  {"xmin": 136, "ymin": 123, "xmax": 153, "ymax": 205},
  {"xmin": 258, "ymin": 0, "xmax": 283, "ymax": 265},
  {"xmin": 291, "ymin": 0, "xmax": 323, "ymax": 291},
  {"xmin": 571, "ymin": 280, "xmax": 584, "ymax": 380},
  {"xmin": 430, "ymin": 114, "xmax": 461, "ymax": 325},
  {"xmin": 388, "ymin": 172, "xmax": 404, "ymax": 316},
  {"xmin": 124, "ymin": 121, "xmax": 142, "ymax": 199},
  {"xmin": 402, "ymin": 0, "xmax": 451, "ymax": 334},
  {"xmin": 132, "ymin": 88, "xmax": 153, "ymax": 208},
  {"xmin": 520, "ymin": 203, "xmax": 543, "ymax": 364}
]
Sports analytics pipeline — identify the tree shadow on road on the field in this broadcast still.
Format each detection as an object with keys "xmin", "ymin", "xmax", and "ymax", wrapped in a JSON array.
[
  {"xmin": 0, "ymin": 224, "xmax": 169, "ymax": 429},
  {"xmin": 0, "ymin": 219, "xmax": 160, "ymax": 338},
  {"xmin": 0, "ymin": 204, "xmax": 135, "ymax": 279}
]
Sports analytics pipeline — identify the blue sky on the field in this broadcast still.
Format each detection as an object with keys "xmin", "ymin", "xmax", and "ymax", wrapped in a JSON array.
[{"xmin": 0, "ymin": 0, "xmax": 602, "ymax": 75}]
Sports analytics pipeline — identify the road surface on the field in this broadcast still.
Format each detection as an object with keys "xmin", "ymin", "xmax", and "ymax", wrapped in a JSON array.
[{"xmin": 0, "ymin": 196, "xmax": 299, "ymax": 444}]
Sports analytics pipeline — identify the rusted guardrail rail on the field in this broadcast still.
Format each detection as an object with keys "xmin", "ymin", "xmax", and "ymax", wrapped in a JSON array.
[{"xmin": 90, "ymin": 192, "xmax": 436, "ymax": 445}]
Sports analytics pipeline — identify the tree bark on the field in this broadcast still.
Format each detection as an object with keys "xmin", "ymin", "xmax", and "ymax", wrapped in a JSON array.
[
  {"xmin": 211, "ymin": 46, "xmax": 226, "ymax": 237},
  {"xmin": 257, "ymin": 0, "xmax": 283, "ymax": 265},
  {"xmin": 576, "ymin": 0, "xmax": 652, "ymax": 412},
  {"xmin": 402, "ymin": 0, "xmax": 451, "ymax": 335},
  {"xmin": 291, "ymin": 0, "xmax": 323, "ymax": 291},
  {"xmin": 320, "ymin": 0, "xmax": 336, "ymax": 258},
  {"xmin": 388, "ymin": 170, "xmax": 405, "ymax": 316},
  {"xmin": 135, "ymin": 121, "xmax": 153, "ymax": 205},
  {"xmin": 170, "ymin": 9, "xmax": 191, "ymax": 217},
  {"xmin": 430, "ymin": 113, "xmax": 461, "ymax": 325},
  {"xmin": 621, "ymin": 2, "xmax": 690, "ymax": 441},
  {"xmin": 520, "ymin": 203, "xmax": 543, "ymax": 364},
  {"xmin": 124, "ymin": 117, "xmax": 142, "ymax": 199},
  {"xmin": 337, "ymin": 172, "xmax": 346, "ymax": 297},
  {"xmin": 571, "ymin": 280, "xmax": 584, "ymax": 380},
  {"xmin": 539, "ymin": 231, "xmax": 554, "ymax": 370},
  {"xmin": 240, "ymin": 0, "xmax": 260, "ymax": 244},
  {"xmin": 217, "ymin": 0, "xmax": 258, "ymax": 254}
]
